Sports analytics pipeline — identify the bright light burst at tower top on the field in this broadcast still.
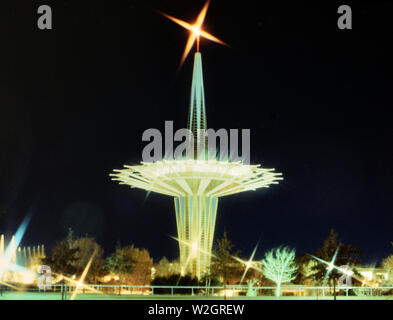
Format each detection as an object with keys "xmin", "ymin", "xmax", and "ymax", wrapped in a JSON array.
[{"xmin": 159, "ymin": 0, "xmax": 228, "ymax": 67}]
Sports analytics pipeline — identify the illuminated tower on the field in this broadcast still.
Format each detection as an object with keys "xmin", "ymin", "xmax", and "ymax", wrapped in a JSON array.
[
  {"xmin": 111, "ymin": 52, "xmax": 283, "ymax": 277},
  {"xmin": 111, "ymin": 2, "xmax": 283, "ymax": 278}
]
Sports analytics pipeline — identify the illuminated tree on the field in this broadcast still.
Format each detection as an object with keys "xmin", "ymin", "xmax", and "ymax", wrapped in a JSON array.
[
  {"xmin": 44, "ymin": 236, "xmax": 106, "ymax": 284},
  {"xmin": 72, "ymin": 237, "xmax": 106, "ymax": 283},
  {"xmin": 128, "ymin": 246, "xmax": 153, "ymax": 285},
  {"xmin": 309, "ymin": 229, "xmax": 361, "ymax": 286},
  {"xmin": 382, "ymin": 244, "xmax": 393, "ymax": 280},
  {"xmin": 381, "ymin": 248, "xmax": 393, "ymax": 294},
  {"xmin": 261, "ymin": 247, "xmax": 297, "ymax": 296},
  {"xmin": 106, "ymin": 245, "xmax": 136, "ymax": 293},
  {"xmin": 43, "ymin": 239, "xmax": 79, "ymax": 278},
  {"xmin": 293, "ymin": 254, "xmax": 318, "ymax": 285},
  {"xmin": 210, "ymin": 232, "xmax": 242, "ymax": 286},
  {"xmin": 155, "ymin": 257, "xmax": 181, "ymax": 278}
]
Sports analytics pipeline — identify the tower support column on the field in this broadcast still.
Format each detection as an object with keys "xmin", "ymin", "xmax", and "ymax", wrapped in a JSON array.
[{"xmin": 174, "ymin": 194, "xmax": 218, "ymax": 278}]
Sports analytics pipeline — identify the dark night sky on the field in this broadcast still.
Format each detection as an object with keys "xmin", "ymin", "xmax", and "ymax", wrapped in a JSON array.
[{"xmin": 0, "ymin": 1, "xmax": 392, "ymax": 264}]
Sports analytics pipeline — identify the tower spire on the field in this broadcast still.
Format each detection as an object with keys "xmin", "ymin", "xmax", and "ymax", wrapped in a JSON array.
[{"xmin": 188, "ymin": 52, "xmax": 207, "ymax": 159}]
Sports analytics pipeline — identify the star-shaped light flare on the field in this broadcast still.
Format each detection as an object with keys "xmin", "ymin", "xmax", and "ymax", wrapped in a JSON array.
[
  {"xmin": 325, "ymin": 247, "xmax": 339, "ymax": 282},
  {"xmin": 70, "ymin": 249, "xmax": 98, "ymax": 300},
  {"xmin": 159, "ymin": 0, "xmax": 228, "ymax": 67},
  {"xmin": 0, "ymin": 280, "xmax": 22, "ymax": 291},
  {"xmin": 309, "ymin": 247, "xmax": 340, "ymax": 284},
  {"xmin": 170, "ymin": 235, "xmax": 216, "ymax": 285},
  {"xmin": 309, "ymin": 248, "xmax": 369, "ymax": 286},
  {"xmin": 170, "ymin": 235, "xmax": 216, "ymax": 259},
  {"xmin": 231, "ymin": 242, "xmax": 263, "ymax": 284},
  {"xmin": 54, "ymin": 273, "xmax": 102, "ymax": 296}
]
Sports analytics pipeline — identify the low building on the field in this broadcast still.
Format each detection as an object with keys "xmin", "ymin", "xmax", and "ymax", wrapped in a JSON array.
[{"xmin": 356, "ymin": 267, "xmax": 390, "ymax": 286}]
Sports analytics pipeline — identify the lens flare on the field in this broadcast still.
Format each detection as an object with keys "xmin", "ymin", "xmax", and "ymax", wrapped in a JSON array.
[
  {"xmin": 231, "ymin": 242, "xmax": 262, "ymax": 284},
  {"xmin": 310, "ymin": 248, "xmax": 369, "ymax": 286},
  {"xmin": 70, "ymin": 249, "xmax": 98, "ymax": 300},
  {"xmin": 159, "ymin": 0, "xmax": 228, "ymax": 68},
  {"xmin": 170, "ymin": 235, "xmax": 216, "ymax": 283},
  {"xmin": 0, "ymin": 214, "xmax": 32, "ymax": 281}
]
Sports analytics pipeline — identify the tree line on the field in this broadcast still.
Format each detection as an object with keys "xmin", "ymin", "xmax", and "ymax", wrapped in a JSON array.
[{"xmin": 40, "ymin": 228, "xmax": 393, "ymax": 296}]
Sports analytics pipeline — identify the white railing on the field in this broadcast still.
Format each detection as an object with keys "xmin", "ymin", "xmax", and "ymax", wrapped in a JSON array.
[{"xmin": 1, "ymin": 284, "xmax": 392, "ymax": 299}]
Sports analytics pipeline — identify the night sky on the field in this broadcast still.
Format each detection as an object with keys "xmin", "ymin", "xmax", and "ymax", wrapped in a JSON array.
[{"xmin": 1, "ymin": 1, "xmax": 392, "ymax": 264}]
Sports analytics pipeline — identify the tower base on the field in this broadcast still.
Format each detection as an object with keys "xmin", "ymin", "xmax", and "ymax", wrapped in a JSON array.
[{"xmin": 174, "ymin": 195, "xmax": 218, "ymax": 278}]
